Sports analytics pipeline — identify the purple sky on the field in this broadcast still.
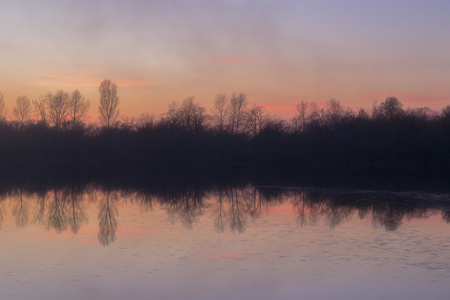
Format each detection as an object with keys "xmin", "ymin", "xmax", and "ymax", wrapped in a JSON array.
[{"xmin": 1, "ymin": 0, "xmax": 449, "ymax": 118}]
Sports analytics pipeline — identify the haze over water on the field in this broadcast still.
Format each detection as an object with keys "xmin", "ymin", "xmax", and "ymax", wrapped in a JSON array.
[{"xmin": 1, "ymin": 184, "xmax": 449, "ymax": 300}]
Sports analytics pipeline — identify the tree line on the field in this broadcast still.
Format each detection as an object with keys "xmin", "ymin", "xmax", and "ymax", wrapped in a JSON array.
[{"xmin": 0, "ymin": 79, "xmax": 449, "ymax": 169}]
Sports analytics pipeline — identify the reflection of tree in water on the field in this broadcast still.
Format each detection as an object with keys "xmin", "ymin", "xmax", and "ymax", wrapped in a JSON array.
[
  {"xmin": 1, "ymin": 182, "xmax": 450, "ymax": 238},
  {"xmin": 98, "ymin": 189, "xmax": 118, "ymax": 246},
  {"xmin": 65, "ymin": 186, "xmax": 87, "ymax": 234},
  {"xmin": 229, "ymin": 187, "xmax": 246, "ymax": 233},
  {"xmin": 0, "ymin": 194, "xmax": 6, "ymax": 229},
  {"xmin": 293, "ymin": 189, "xmax": 353, "ymax": 228},
  {"xmin": 0, "ymin": 205, "xmax": 3, "ymax": 229},
  {"xmin": 33, "ymin": 190, "xmax": 47, "ymax": 227},
  {"xmin": 133, "ymin": 191, "xmax": 155, "ymax": 213},
  {"xmin": 164, "ymin": 188, "xmax": 204, "ymax": 229},
  {"xmin": 324, "ymin": 204, "xmax": 354, "ymax": 229},
  {"xmin": 12, "ymin": 188, "xmax": 29, "ymax": 228},
  {"xmin": 290, "ymin": 189, "xmax": 450, "ymax": 231},
  {"xmin": 212, "ymin": 186, "xmax": 273, "ymax": 233},
  {"xmin": 46, "ymin": 188, "xmax": 68, "ymax": 233},
  {"xmin": 442, "ymin": 209, "xmax": 450, "ymax": 224},
  {"xmin": 211, "ymin": 188, "xmax": 240, "ymax": 233},
  {"xmin": 293, "ymin": 190, "xmax": 319, "ymax": 227},
  {"xmin": 242, "ymin": 187, "xmax": 264, "ymax": 220},
  {"xmin": 213, "ymin": 189, "xmax": 226, "ymax": 232},
  {"xmin": 34, "ymin": 187, "xmax": 86, "ymax": 233}
]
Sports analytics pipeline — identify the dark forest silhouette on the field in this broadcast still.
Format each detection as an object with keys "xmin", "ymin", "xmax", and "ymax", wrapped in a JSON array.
[{"xmin": 0, "ymin": 80, "xmax": 449, "ymax": 170}]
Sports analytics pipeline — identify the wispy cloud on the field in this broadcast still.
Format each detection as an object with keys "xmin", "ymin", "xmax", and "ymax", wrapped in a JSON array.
[
  {"xmin": 32, "ymin": 71, "xmax": 160, "ymax": 88},
  {"xmin": 117, "ymin": 79, "xmax": 159, "ymax": 87},
  {"xmin": 33, "ymin": 72, "xmax": 99, "ymax": 87},
  {"xmin": 203, "ymin": 57, "xmax": 251, "ymax": 65}
]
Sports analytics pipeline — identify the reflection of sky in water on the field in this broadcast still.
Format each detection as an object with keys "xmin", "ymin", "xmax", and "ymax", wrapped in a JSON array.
[{"xmin": 0, "ymin": 188, "xmax": 449, "ymax": 300}]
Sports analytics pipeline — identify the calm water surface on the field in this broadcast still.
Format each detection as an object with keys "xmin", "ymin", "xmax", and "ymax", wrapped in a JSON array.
[{"xmin": 1, "ymin": 185, "xmax": 449, "ymax": 300}]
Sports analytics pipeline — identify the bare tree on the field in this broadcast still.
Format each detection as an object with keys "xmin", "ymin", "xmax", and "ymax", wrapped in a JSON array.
[
  {"xmin": 162, "ymin": 97, "xmax": 206, "ymax": 133},
  {"xmin": 178, "ymin": 96, "xmax": 206, "ymax": 133},
  {"xmin": 136, "ymin": 113, "xmax": 155, "ymax": 131},
  {"xmin": 357, "ymin": 107, "xmax": 369, "ymax": 119},
  {"xmin": 326, "ymin": 98, "xmax": 345, "ymax": 125},
  {"xmin": 379, "ymin": 96, "xmax": 404, "ymax": 120},
  {"xmin": 99, "ymin": 79, "xmax": 119, "ymax": 129},
  {"xmin": 246, "ymin": 105, "xmax": 267, "ymax": 136},
  {"xmin": 162, "ymin": 101, "xmax": 180, "ymax": 130},
  {"xmin": 308, "ymin": 101, "xmax": 325, "ymax": 127},
  {"xmin": 0, "ymin": 92, "xmax": 6, "ymax": 121},
  {"xmin": 292, "ymin": 100, "xmax": 309, "ymax": 132},
  {"xmin": 229, "ymin": 93, "xmax": 248, "ymax": 135},
  {"xmin": 443, "ymin": 105, "xmax": 450, "ymax": 119},
  {"xmin": 68, "ymin": 89, "xmax": 90, "ymax": 131},
  {"xmin": 33, "ymin": 95, "xmax": 49, "ymax": 124},
  {"xmin": 48, "ymin": 90, "xmax": 70, "ymax": 129},
  {"xmin": 211, "ymin": 93, "xmax": 228, "ymax": 133},
  {"xmin": 406, "ymin": 106, "xmax": 433, "ymax": 121},
  {"xmin": 13, "ymin": 95, "xmax": 31, "ymax": 127}
]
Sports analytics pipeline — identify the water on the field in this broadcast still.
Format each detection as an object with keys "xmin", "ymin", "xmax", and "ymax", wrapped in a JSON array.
[{"xmin": 1, "ymin": 185, "xmax": 449, "ymax": 300}]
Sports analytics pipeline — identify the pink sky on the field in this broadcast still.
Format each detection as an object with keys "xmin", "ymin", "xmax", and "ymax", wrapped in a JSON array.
[{"xmin": 1, "ymin": 1, "xmax": 449, "ymax": 120}]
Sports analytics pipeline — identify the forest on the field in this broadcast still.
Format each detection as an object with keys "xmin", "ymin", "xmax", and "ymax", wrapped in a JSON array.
[{"xmin": 0, "ymin": 79, "xmax": 449, "ymax": 171}]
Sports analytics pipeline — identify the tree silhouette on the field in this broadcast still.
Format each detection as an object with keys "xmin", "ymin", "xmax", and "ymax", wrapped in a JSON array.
[
  {"xmin": 47, "ymin": 90, "xmax": 70, "ymax": 130},
  {"xmin": 229, "ymin": 93, "xmax": 248, "ymax": 135},
  {"xmin": 247, "ymin": 105, "xmax": 267, "ymax": 136},
  {"xmin": 0, "ymin": 92, "xmax": 6, "ymax": 121},
  {"xmin": 292, "ymin": 100, "xmax": 309, "ymax": 133},
  {"xmin": 443, "ymin": 105, "xmax": 450, "ymax": 117},
  {"xmin": 211, "ymin": 93, "xmax": 229, "ymax": 133},
  {"xmin": 99, "ymin": 79, "xmax": 119, "ymax": 129},
  {"xmin": 378, "ymin": 96, "xmax": 404, "ymax": 120},
  {"xmin": 68, "ymin": 89, "xmax": 90, "ymax": 133},
  {"xmin": 13, "ymin": 96, "xmax": 31, "ymax": 128},
  {"xmin": 33, "ymin": 95, "xmax": 48, "ymax": 125},
  {"xmin": 178, "ymin": 97, "xmax": 206, "ymax": 134}
]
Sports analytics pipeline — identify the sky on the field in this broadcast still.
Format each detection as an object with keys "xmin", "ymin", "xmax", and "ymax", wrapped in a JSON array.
[{"xmin": 1, "ymin": 0, "xmax": 449, "ymax": 120}]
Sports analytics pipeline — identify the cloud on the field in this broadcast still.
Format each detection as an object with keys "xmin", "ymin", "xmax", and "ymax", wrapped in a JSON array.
[
  {"xmin": 117, "ymin": 80, "xmax": 160, "ymax": 88},
  {"xmin": 33, "ymin": 72, "xmax": 99, "ymax": 87},
  {"xmin": 203, "ymin": 57, "xmax": 251, "ymax": 65},
  {"xmin": 32, "ymin": 71, "xmax": 160, "ymax": 88}
]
